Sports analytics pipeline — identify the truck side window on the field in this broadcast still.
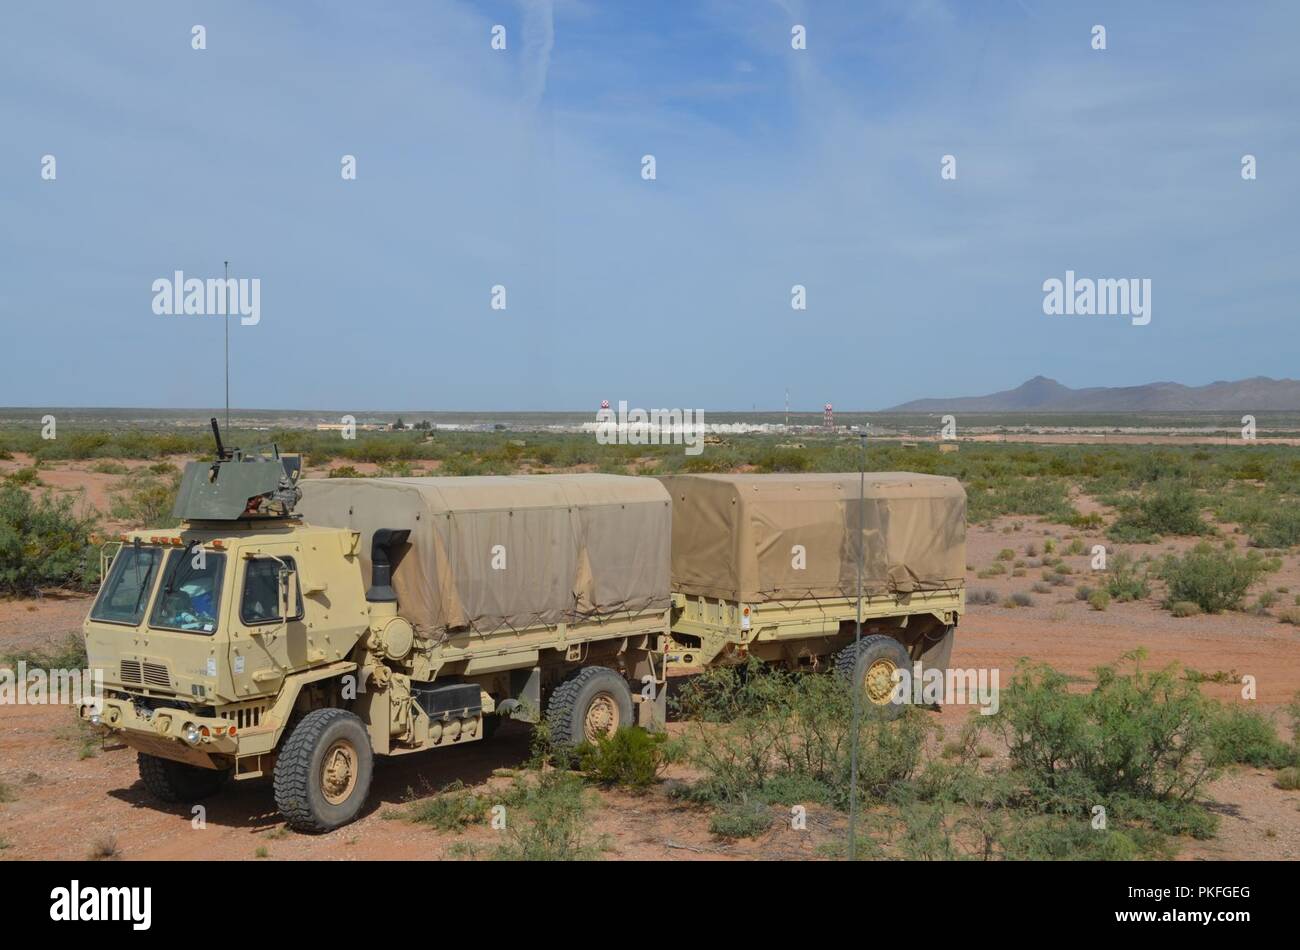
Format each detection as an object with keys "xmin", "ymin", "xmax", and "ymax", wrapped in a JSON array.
[{"xmin": 241, "ymin": 556, "xmax": 304, "ymax": 625}]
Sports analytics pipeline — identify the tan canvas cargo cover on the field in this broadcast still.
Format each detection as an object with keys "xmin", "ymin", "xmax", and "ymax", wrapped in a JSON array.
[
  {"xmin": 658, "ymin": 473, "xmax": 966, "ymax": 602},
  {"xmin": 298, "ymin": 475, "xmax": 671, "ymax": 636}
]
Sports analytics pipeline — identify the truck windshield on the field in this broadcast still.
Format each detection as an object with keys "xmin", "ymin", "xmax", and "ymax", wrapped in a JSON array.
[
  {"xmin": 149, "ymin": 548, "xmax": 226, "ymax": 634},
  {"xmin": 89, "ymin": 545, "xmax": 163, "ymax": 626}
]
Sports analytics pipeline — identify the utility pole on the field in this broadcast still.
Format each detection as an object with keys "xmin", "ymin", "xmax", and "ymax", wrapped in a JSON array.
[
  {"xmin": 847, "ymin": 426, "xmax": 868, "ymax": 860},
  {"xmin": 224, "ymin": 260, "xmax": 230, "ymax": 432}
]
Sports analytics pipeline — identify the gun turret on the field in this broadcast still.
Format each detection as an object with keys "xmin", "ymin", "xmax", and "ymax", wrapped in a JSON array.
[
  {"xmin": 171, "ymin": 419, "xmax": 302, "ymax": 521},
  {"xmin": 211, "ymin": 416, "xmax": 232, "ymax": 461}
]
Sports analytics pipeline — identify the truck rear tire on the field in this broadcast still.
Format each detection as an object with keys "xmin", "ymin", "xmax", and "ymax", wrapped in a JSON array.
[
  {"xmin": 835, "ymin": 635, "xmax": 911, "ymax": 722},
  {"xmin": 546, "ymin": 666, "xmax": 634, "ymax": 746},
  {"xmin": 137, "ymin": 753, "xmax": 229, "ymax": 803},
  {"xmin": 273, "ymin": 708, "xmax": 373, "ymax": 833}
]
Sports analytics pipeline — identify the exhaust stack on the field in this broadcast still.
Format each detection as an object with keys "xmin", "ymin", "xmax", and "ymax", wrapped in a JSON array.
[{"xmin": 367, "ymin": 528, "xmax": 411, "ymax": 603}]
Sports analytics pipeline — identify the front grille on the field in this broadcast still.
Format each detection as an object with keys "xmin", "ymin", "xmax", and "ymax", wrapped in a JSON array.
[
  {"xmin": 141, "ymin": 662, "xmax": 171, "ymax": 688},
  {"xmin": 221, "ymin": 704, "xmax": 266, "ymax": 729},
  {"xmin": 119, "ymin": 659, "xmax": 171, "ymax": 689}
]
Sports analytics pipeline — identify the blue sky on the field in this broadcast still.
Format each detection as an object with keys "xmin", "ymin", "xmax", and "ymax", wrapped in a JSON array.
[{"xmin": 2, "ymin": 0, "xmax": 1297, "ymax": 411}]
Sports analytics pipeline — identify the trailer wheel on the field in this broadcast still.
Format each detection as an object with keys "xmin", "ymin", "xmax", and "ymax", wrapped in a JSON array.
[
  {"xmin": 137, "ymin": 753, "xmax": 229, "ymax": 803},
  {"xmin": 273, "ymin": 708, "xmax": 373, "ymax": 833},
  {"xmin": 546, "ymin": 666, "xmax": 634, "ymax": 746},
  {"xmin": 835, "ymin": 635, "xmax": 911, "ymax": 721}
]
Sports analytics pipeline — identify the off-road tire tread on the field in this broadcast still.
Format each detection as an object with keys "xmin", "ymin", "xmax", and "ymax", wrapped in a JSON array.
[
  {"xmin": 273, "ymin": 707, "xmax": 366, "ymax": 833},
  {"xmin": 545, "ymin": 666, "xmax": 629, "ymax": 747},
  {"xmin": 137, "ymin": 752, "xmax": 227, "ymax": 803},
  {"xmin": 834, "ymin": 634, "xmax": 910, "ymax": 721}
]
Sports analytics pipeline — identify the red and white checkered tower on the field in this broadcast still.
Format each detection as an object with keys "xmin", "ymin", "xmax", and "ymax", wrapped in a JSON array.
[{"xmin": 824, "ymin": 403, "xmax": 834, "ymax": 429}]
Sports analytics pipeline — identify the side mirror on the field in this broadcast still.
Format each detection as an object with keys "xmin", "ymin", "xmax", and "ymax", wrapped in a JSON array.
[{"xmin": 279, "ymin": 568, "xmax": 299, "ymax": 620}]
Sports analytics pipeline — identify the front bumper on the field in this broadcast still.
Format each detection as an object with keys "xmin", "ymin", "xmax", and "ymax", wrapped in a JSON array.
[{"xmin": 80, "ymin": 697, "xmax": 240, "ymax": 764}]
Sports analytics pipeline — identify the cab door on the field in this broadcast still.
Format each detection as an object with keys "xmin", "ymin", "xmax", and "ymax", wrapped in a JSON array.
[{"xmin": 228, "ymin": 543, "xmax": 310, "ymax": 692}]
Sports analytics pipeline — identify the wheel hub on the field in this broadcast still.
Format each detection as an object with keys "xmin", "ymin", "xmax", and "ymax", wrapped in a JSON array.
[
  {"xmin": 864, "ymin": 658, "xmax": 898, "ymax": 706},
  {"xmin": 583, "ymin": 693, "xmax": 620, "ymax": 742},
  {"xmin": 321, "ymin": 739, "xmax": 358, "ymax": 805}
]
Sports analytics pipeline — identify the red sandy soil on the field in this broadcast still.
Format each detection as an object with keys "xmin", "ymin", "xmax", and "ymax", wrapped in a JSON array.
[
  {"xmin": 883, "ymin": 434, "xmax": 1300, "ymax": 446},
  {"xmin": 1, "ymin": 475, "xmax": 1298, "ymax": 860}
]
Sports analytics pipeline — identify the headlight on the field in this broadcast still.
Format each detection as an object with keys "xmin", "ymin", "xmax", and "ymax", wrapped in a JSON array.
[
  {"xmin": 183, "ymin": 722, "xmax": 201, "ymax": 744},
  {"xmin": 90, "ymin": 712, "xmax": 102, "ymax": 726}
]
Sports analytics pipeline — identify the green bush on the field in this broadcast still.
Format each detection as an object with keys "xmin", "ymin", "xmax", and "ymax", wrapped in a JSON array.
[
  {"xmin": 1, "ymin": 632, "xmax": 87, "ymax": 670},
  {"xmin": 1088, "ymin": 589, "xmax": 1111, "ymax": 611},
  {"xmin": 967, "ymin": 478, "xmax": 1076, "ymax": 524},
  {"xmin": 1249, "ymin": 507, "xmax": 1300, "ymax": 549},
  {"xmin": 990, "ymin": 654, "xmax": 1220, "ymax": 838},
  {"xmin": 1207, "ymin": 707, "xmax": 1292, "ymax": 768},
  {"xmin": 708, "ymin": 801, "xmax": 772, "ymax": 839},
  {"xmin": 1110, "ymin": 483, "xmax": 1206, "ymax": 542},
  {"xmin": 673, "ymin": 660, "xmax": 931, "ymax": 811},
  {"xmin": 0, "ymin": 485, "xmax": 98, "ymax": 595},
  {"xmin": 1105, "ymin": 552, "xmax": 1151, "ymax": 602},
  {"xmin": 1169, "ymin": 600, "xmax": 1202, "ymax": 618},
  {"xmin": 576, "ymin": 727, "xmax": 670, "ymax": 790},
  {"xmin": 998, "ymin": 815, "xmax": 1172, "ymax": 861},
  {"xmin": 7, "ymin": 466, "xmax": 46, "ymax": 487},
  {"xmin": 404, "ymin": 780, "xmax": 487, "ymax": 830},
  {"xmin": 487, "ymin": 772, "xmax": 601, "ymax": 861},
  {"xmin": 108, "ymin": 472, "xmax": 181, "ymax": 528},
  {"xmin": 89, "ymin": 461, "xmax": 130, "ymax": 475},
  {"xmin": 1159, "ymin": 544, "xmax": 1273, "ymax": 614},
  {"xmin": 754, "ymin": 448, "xmax": 811, "ymax": 473}
]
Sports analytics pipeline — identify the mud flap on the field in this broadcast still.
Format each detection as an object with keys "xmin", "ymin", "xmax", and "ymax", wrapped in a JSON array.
[
  {"xmin": 918, "ymin": 624, "xmax": 955, "ymax": 679},
  {"xmin": 635, "ymin": 685, "xmax": 667, "ymax": 733}
]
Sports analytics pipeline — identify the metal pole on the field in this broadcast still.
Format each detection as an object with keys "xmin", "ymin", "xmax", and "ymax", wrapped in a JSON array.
[
  {"xmin": 224, "ymin": 260, "xmax": 230, "ymax": 432},
  {"xmin": 847, "ymin": 426, "xmax": 867, "ymax": 860}
]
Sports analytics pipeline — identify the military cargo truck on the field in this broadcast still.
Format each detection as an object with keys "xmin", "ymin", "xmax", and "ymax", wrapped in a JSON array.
[
  {"xmin": 80, "ymin": 423, "xmax": 670, "ymax": 831},
  {"xmin": 659, "ymin": 473, "xmax": 966, "ymax": 719}
]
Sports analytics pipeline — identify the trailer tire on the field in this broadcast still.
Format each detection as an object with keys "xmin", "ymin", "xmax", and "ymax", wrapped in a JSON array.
[
  {"xmin": 546, "ymin": 666, "xmax": 634, "ymax": 747},
  {"xmin": 835, "ymin": 635, "xmax": 912, "ymax": 722},
  {"xmin": 137, "ymin": 753, "xmax": 229, "ymax": 803},
  {"xmin": 273, "ymin": 708, "xmax": 373, "ymax": 833}
]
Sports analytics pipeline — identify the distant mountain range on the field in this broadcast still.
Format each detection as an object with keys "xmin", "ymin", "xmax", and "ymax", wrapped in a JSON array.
[{"xmin": 885, "ymin": 376, "xmax": 1300, "ymax": 412}]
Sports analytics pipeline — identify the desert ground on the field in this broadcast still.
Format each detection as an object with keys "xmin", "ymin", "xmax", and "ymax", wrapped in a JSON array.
[
  {"xmin": 2, "ymin": 439, "xmax": 1300, "ymax": 862},
  {"xmin": 1, "ymin": 442, "xmax": 1298, "ymax": 860}
]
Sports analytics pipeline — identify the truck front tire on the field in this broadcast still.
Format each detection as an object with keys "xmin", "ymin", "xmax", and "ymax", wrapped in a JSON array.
[
  {"xmin": 546, "ymin": 666, "xmax": 634, "ymax": 746},
  {"xmin": 835, "ymin": 634, "xmax": 912, "ymax": 722},
  {"xmin": 273, "ymin": 708, "xmax": 373, "ymax": 832},
  {"xmin": 137, "ymin": 753, "xmax": 229, "ymax": 803}
]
